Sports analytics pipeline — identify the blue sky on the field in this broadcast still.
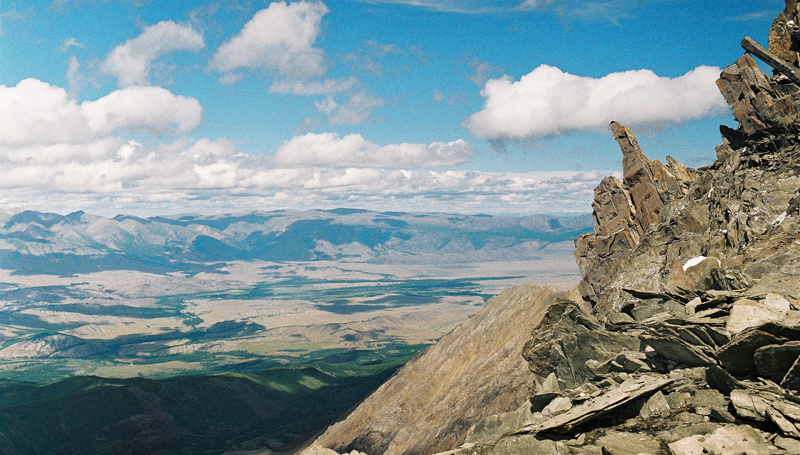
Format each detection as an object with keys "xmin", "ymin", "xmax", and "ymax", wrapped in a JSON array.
[{"xmin": 0, "ymin": 0, "xmax": 783, "ymax": 216}]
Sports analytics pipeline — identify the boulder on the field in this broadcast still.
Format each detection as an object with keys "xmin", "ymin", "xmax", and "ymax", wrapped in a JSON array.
[
  {"xmin": 466, "ymin": 403, "xmax": 534, "ymax": 445},
  {"xmin": 727, "ymin": 297, "xmax": 791, "ymax": 334},
  {"xmin": 521, "ymin": 301, "xmax": 639, "ymax": 390},
  {"xmin": 701, "ymin": 425, "xmax": 777, "ymax": 455},
  {"xmin": 717, "ymin": 329, "xmax": 787, "ymax": 376},
  {"xmin": 754, "ymin": 341, "xmax": 800, "ymax": 382}
]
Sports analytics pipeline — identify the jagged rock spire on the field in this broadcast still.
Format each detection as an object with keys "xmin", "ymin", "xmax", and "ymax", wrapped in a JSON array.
[{"xmin": 574, "ymin": 123, "xmax": 696, "ymax": 302}]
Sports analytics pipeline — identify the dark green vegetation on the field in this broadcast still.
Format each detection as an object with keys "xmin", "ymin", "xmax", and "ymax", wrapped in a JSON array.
[{"xmin": 0, "ymin": 358, "xmax": 407, "ymax": 455}]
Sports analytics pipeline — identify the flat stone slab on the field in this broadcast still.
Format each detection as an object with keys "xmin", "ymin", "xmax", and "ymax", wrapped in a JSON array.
[
  {"xmin": 642, "ymin": 333, "xmax": 717, "ymax": 367},
  {"xmin": 514, "ymin": 376, "xmax": 673, "ymax": 435}
]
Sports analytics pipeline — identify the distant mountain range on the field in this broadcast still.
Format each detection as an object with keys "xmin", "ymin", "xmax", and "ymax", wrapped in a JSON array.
[{"xmin": 0, "ymin": 208, "xmax": 592, "ymax": 275}]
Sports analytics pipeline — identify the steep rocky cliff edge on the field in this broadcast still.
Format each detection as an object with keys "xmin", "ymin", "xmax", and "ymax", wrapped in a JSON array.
[{"xmin": 303, "ymin": 2, "xmax": 800, "ymax": 454}]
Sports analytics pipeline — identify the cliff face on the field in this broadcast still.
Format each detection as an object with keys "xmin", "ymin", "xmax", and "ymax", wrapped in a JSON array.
[
  {"xmin": 305, "ymin": 2, "xmax": 800, "ymax": 455},
  {"xmin": 311, "ymin": 285, "xmax": 580, "ymax": 455}
]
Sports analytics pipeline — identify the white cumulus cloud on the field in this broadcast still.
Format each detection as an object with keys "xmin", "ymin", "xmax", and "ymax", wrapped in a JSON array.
[
  {"xmin": 0, "ymin": 79, "xmax": 202, "ymax": 146},
  {"xmin": 467, "ymin": 65, "xmax": 727, "ymax": 140},
  {"xmin": 0, "ymin": 136, "xmax": 608, "ymax": 215},
  {"xmin": 209, "ymin": 1, "xmax": 329, "ymax": 82},
  {"xmin": 102, "ymin": 20, "xmax": 205, "ymax": 87},
  {"xmin": 82, "ymin": 86, "xmax": 202, "ymax": 136},
  {"xmin": 276, "ymin": 132, "xmax": 474, "ymax": 168},
  {"xmin": 0, "ymin": 78, "xmax": 91, "ymax": 146}
]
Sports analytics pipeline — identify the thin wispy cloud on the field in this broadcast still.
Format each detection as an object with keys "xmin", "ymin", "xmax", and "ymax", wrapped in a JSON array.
[
  {"xmin": 351, "ymin": 0, "xmax": 524, "ymax": 14},
  {"xmin": 102, "ymin": 20, "xmax": 205, "ymax": 87},
  {"xmin": 726, "ymin": 10, "xmax": 775, "ymax": 22},
  {"xmin": 353, "ymin": 0, "xmax": 647, "ymax": 19},
  {"xmin": 60, "ymin": 37, "xmax": 84, "ymax": 51}
]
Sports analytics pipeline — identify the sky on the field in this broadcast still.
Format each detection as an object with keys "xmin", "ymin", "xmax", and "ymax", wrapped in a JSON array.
[{"xmin": 0, "ymin": 0, "xmax": 784, "ymax": 217}]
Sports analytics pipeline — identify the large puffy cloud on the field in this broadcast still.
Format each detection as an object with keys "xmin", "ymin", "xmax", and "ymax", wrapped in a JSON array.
[
  {"xmin": 276, "ymin": 132, "xmax": 474, "ymax": 168},
  {"xmin": 102, "ymin": 21, "xmax": 205, "ymax": 87},
  {"xmin": 82, "ymin": 86, "xmax": 202, "ymax": 136},
  {"xmin": 467, "ymin": 65, "xmax": 728, "ymax": 140},
  {"xmin": 209, "ymin": 1, "xmax": 329, "ymax": 81},
  {"xmin": 0, "ymin": 79, "xmax": 202, "ymax": 145},
  {"xmin": 0, "ymin": 78, "xmax": 91, "ymax": 145}
]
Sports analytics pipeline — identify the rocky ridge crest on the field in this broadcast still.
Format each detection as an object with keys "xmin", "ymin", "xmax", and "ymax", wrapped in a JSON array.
[{"xmin": 302, "ymin": 3, "xmax": 800, "ymax": 455}]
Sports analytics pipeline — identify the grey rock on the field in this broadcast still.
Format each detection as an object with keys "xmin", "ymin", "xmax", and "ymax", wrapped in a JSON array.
[
  {"xmin": 780, "ymin": 353, "xmax": 800, "ymax": 391},
  {"xmin": 727, "ymin": 297, "xmax": 791, "ymax": 334},
  {"xmin": 591, "ymin": 351, "xmax": 650, "ymax": 375},
  {"xmin": 717, "ymin": 329, "xmax": 787, "ymax": 376},
  {"xmin": 530, "ymin": 373, "xmax": 561, "ymax": 412},
  {"xmin": 730, "ymin": 388, "xmax": 800, "ymax": 438},
  {"xmin": 709, "ymin": 407, "xmax": 736, "ymax": 423},
  {"xmin": 488, "ymin": 436, "xmax": 570, "ymax": 455},
  {"xmin": 672, "ymin": 425, "xmax": 779, "ymax": 454},
  {"xmin": 774, "ymin": 435, "xmax": 800, "ymax": 453},
  {"xmin": 594, "ymin": 431, "xmax": 667, "ymax": 455},
  {"xmin": 638, "ymin": 391, "xmax": 670, "ymax": 419},
  {"xmin": 754, "ymin": 341, "xmax": 800, "ymax": 382},
  {"xmin": 641, "ymin": 333, "xmax": 716, "ymax": 368},
  {"xmin": 667, "ymin": 436, "xmax": 704, "ymax": 455},
  {"xmin": 466, "ymin": 403, "xmax": 534, "ymax": 445},
  {"xmin": 541, "ymin": 397, "xmax": 572, "ymax": 417},
  {"xmin": 516, "ymin": 376, "xmax": 673, "ymax": 435},
  {"xmin": 522, "ymin": 301, "xmax": 639, "ymax": 391}
]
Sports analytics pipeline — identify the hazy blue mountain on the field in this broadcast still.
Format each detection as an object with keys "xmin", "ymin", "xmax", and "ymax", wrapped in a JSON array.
[{"xmin": 0, "ymin": 209, "xmax": 592, "ymax": 275}]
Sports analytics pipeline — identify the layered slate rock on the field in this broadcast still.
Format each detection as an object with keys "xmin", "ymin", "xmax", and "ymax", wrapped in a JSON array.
[
  {"xmin": 769, "ymin": 0, "xmax": 800, "ymax": 66},
  {"xmin": 716, "ymin": 53, "xmax": 800, "ymax": 135},
  {"xmin": 574, "ymin": 123, "xmax": 696, "ymax": 302}
]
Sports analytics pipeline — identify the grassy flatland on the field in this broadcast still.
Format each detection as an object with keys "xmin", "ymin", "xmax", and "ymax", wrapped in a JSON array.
[{"xmin": 0, "ymin": 259, "xmax": 568, "ymax": 382}]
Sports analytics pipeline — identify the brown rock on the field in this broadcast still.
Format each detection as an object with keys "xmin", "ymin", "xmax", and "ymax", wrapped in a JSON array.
[
  {"xmin": 769, "ymin": 0, "xmax": 800, "ymax": 65},
  {"xmin": 575, "ymin": 123, "xmax": 696, "ymax": 302},
  {"xmin": 313, "ymin": 285, "xmax": 572, "ymax": 455},
  {"xmin": 717, "ymin": 53, "xmax": 800, "ymax": 135}
]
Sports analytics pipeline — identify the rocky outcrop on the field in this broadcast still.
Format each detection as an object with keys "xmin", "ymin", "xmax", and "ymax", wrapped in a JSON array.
[
  {"xmin": 769, "ymin": 0, "xmax": 800, "ymax": 66},
  {"xmin": 305, "ymin": 2, "xmax": 800, "ymax": 455},
  {"xmin": 425, "ymin": 1, "xmax": 800, "ymax": 453},
  {"xmin": 574, "ymin": 123, "xmax": 696, "ymax": 302},
  {"xmin": 308, "ymin": 285, "xmax": 578, "ymax": 455}
]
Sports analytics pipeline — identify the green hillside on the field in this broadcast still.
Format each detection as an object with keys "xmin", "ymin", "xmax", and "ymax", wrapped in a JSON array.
[{"xmin": 0, "ymin": 360, "xmax": 403, "ymax": 455}]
